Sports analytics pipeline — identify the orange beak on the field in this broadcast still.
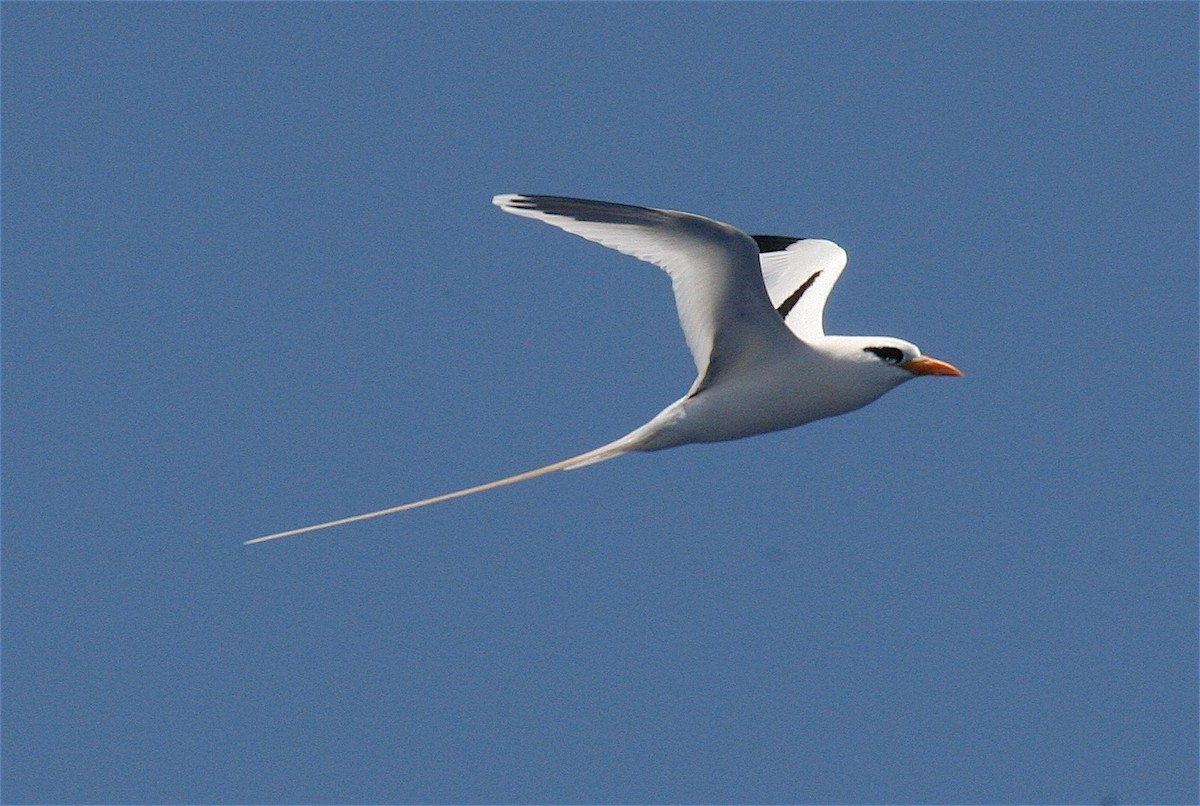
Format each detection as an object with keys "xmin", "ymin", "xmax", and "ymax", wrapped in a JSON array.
[{"xmin": 902, "ymin": 355, "xmax": 964, "ymax": 377}]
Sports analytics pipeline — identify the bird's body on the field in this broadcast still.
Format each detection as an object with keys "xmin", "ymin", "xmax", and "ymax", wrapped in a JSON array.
[
  {"xmin": 624, "ymin": 343, "xmax": 900, "ymax": 453},
  {"xmin": 247, "ymin": 194, "xmax": 961, "ymax": 545}
]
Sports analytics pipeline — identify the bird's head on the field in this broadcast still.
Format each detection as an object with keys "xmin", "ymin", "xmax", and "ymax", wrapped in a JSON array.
[
  {"xmin": 823, "ymin": 335, "xmax": 963, "ymax": 390},
  {"xmin": 865, "ymin": 338, "xmax": 962, "ymax": 379},
  {"xmin": 859, "ymin": 336, "xmax": 963, "ymax": 381}
]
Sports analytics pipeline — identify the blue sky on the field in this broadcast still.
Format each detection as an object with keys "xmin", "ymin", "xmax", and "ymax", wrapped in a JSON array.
[{"xmin": 3, "ymin": 3, "xmax": 1196, "ymax": 804}]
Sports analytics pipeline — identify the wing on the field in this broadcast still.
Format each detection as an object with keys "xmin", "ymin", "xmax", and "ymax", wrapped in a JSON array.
[
  {"xmin": 752, "ymin": 236, "xmax": 848, "ymax": 340},
  {"xmin": 495, "ymin": 194, "xmax": 798, "ymax": 378}
]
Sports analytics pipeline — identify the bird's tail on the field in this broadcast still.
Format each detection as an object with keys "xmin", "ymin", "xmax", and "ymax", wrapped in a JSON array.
[{"xmin": 244, "ymin": 433, "xmax": 641, "ymax": 545}]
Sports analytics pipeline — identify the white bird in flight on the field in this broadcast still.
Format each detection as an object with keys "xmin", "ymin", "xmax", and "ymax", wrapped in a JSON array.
[{"xmin": 247, "ymin": 194, "xmax": 961, "ymax": 545}]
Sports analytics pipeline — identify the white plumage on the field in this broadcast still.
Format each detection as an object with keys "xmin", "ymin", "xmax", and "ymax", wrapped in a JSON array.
[{"xmin": 248, "ymin": 194, "xmax": 961, "ymax": 544}]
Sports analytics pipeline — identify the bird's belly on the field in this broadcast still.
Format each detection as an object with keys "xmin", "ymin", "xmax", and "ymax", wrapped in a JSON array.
[
  {"xmin": 636, "ymin": 361, "xmax": 891, "ymax": 451},
  {"xmin": 687, "ymin": 381, "xmax": 841, "ymax": 440}
]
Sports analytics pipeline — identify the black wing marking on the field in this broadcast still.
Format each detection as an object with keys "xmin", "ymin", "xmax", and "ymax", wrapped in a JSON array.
[{"xmin": 775, "ymin": 271, "xmax": 823, "ymax": 319}]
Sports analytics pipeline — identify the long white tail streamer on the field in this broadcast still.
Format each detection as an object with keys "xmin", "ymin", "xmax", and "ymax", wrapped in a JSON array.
[{"xmin": 245, "ymin": 437, "xmax": 635, "ymax": 545}]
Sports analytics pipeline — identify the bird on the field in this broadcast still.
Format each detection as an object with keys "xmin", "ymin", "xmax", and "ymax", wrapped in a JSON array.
[{"xmin": 246, "ymin": 194, "xmax": 961, "ymax": 545}]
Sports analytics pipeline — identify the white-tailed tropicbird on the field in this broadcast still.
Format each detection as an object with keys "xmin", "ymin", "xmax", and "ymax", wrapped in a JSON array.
[{"xmin": 247, "ymin": 194, "xmax": 961, "ymax": 545}]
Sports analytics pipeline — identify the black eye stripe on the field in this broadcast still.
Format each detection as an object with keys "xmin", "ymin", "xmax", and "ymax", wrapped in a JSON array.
[{"xmin": 865, "ymin": 346, "xmax": 905, "ymax": 364}]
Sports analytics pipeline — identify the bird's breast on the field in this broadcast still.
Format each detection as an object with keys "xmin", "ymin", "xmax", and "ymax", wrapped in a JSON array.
[{"xmin": 641, "ymin": 353, "xmax": 895, "ymax": 449}]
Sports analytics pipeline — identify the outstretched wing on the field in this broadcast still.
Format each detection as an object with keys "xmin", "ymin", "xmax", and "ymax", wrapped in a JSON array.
[
  {"xmin": 495, "ymin": 194, "xmax": 798, "ymax": 379},
  {"xmin": 752, "ymin": 236, "xmax": 848, "ymax": 340}
]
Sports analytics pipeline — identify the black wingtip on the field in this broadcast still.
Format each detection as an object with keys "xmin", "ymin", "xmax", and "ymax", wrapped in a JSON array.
[
  {"xmin": 499, "ymin": 195, "xmax": 672, "ymax": 226},
  {"xmin": 751, "ymin": 235, "xmax": 806, "ymax": 253}
]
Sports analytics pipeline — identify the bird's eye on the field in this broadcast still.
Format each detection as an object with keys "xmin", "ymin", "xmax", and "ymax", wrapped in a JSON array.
[{"xmin": 865, "ymin": 346, "xmax": 905, "ymax": 364}]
